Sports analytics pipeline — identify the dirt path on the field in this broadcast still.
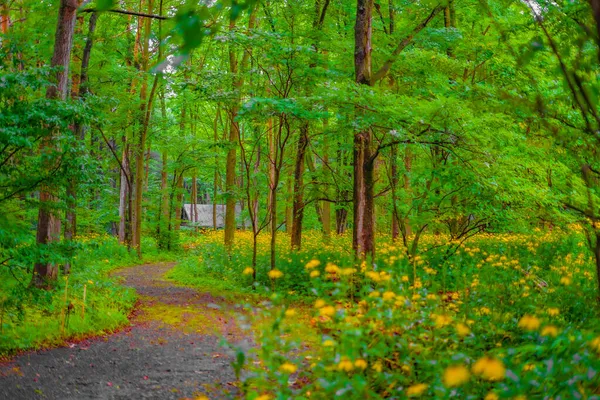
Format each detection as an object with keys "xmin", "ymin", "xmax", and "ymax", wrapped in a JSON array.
[{"xmin": 0, "ymin": 263, "xmax": 250, "ymax": 399}]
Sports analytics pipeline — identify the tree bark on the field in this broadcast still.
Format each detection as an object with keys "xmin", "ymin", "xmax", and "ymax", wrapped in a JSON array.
[
  {"xmin": 224, "ymin": 11, "xmax": 257, "ymax": 248},
  {"xmin": 64, "ymin": 12, "xmax": 98, "ymax": 257},
  {"xmin": 33, "ymin": 0, "xmax": 80, "ymax": 288},
  {"xmin": 291, "ymin": 122, "xmax": 309, "ymax": 249},
  {"xmin": 132, "ymin": 0, "xmax": 154, "ymax": 258},
  {"xmin": 353, "ymin": 0, "xmax": 376, "ymax": 259}
]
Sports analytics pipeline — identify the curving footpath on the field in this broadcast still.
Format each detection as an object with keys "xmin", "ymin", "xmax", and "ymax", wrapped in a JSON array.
[{"xmin": 0, "ymin": 263, "xmax": 248, "ymax": 399}]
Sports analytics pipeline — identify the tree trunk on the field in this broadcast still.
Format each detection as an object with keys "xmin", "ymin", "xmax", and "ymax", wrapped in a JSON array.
[
  {"xmin": 285, "ymin": 175, "xmax": 293, "ymax": 233},
  {"xmin": 0, "ymin": 3, "xmax": 9, "ymax": 36},
  {"xmin": 32, "ymin": 0, "xmax": 80, "ymax": 288},
  {"xmin": 353, "ymin": 0, "xmax": 376, "ymax": 259},
  {"xmin": 321, "ymin": 118, "xmax": 331, "ymax": 239},
  {"xmin": 213, "ymin": 106, "xmax": 220, "ymax": 230},
  {"xmin": 191, "ymin": 171, "xmax": 197, "ymax": 229},
  {"xmin": 118, "ymin": 140, "xmax": 129, "ymax": 243},
  {"xmin": 225, "ymin": 108, "xmax": 239, "ymax": 246},
  {"xmin": 132, "ymin": 0, "xmax": 154, "ymax": 258},
  {"xmin": 64, "ymin": 12, "xmax": 98, "ymax": 274},
  {"xmin": 291, "ymin": 122, "xmax": 309, "ymax": 249},
  {"xmin": 158, "ymin": 150, "xmax": 169, "ymax": 247},
  {"xmin": 391, "ymin": 143, "xmax": 400, "ymax": 240},
  {"xmin": 174, "ymin": 172, "xmax": 184, "ymax": 231},
  {"xmin": 595, "ymin": 232, "xmax": 600, "ymax": 300}
]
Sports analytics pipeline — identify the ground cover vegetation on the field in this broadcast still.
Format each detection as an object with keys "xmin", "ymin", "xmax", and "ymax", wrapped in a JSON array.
[{"xmin": 3, "ymin": 0, "xmax": 600, "ymax": 397}]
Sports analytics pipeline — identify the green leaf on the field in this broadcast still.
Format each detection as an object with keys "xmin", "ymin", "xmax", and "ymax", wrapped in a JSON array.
[{"xmin": 96, "ymin": 0, "xmax": 115, "ymax": 11}]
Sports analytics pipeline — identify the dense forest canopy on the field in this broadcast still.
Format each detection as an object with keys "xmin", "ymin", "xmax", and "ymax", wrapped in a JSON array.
[{"xmin": 3, "ymin": 0, "xmax": 600, "ymax": 398}]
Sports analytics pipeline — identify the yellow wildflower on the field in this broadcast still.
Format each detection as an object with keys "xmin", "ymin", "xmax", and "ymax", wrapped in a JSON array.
[
  {"xmin": 268, "ymin": 269, "xmax": 283, "ymax": 279},
  {"xmin": 325, "ymin": 263, "xmax": 340, "ymax": 274},
  {"xmin": 372, "ymin": 361, "xmax": 383, "ymax": 373},
  {"xmin": 305, "ymin": 259, "xmax": 320, "ymax": 269},
  {"xmin": 433, "ymin": 314, "xmax": 452, "ymax": 328},
  {"xmin": 314, "ymin": 299, "xmax": 326, "ymax": 309},
  {"xmin": 279, "ymin": 362, "xmax": 297, "ymax": 374},
  {"xmin": 560, "ymin": 276, "xmax": 572, "ymax": 285},
  {"xmin": 354, "ymin": 359, "xmax": 367, "ymax": 369},
  {"xmin": 472, "ymin": 356, "xmax": 505, "ymax": 381},
  {"xmin": 540, "ymin": 325, "xmax": 559, "ymax": 337},
  {"xmin": 337, "ymin": 358, "xmax": 354, "ymax": 372},
  {"xmin": 341, "ymin": 268, "xmax": 356, "ymax": 276},
  {"xmin": 518, "ymin": 314, "xmax": 540, "ymax": 331},
  {"xmin": 406, "ymin": 383, "xmax": 427, "ymax": 397},
  {"xmin": 366, "ymin": 271, "xmax": 381, "ymax": 282},
  {"xmin": 319, "ymin": 305, "xmax": 336, "ymax": 317},
  {"xmin": 382, "ymin": 291, "xmax": 396, "ymax": 301},
  {"xmin": 243, "ymin": 267, "xmax": 254, "ymax": 275},
  {"xmin": 323, "ymin": 339, "xmax": 335, "ymax": 347},
  {"xmin": 310, "ymin": 270, "xmax": 320, "ymax": 278},
  {"xmin": 523, "ymin": 364, "xmax": 534, "ymax": 372},
  {"xmin": 456, "ymin": 323, "xmax": 471, "ymax": 337},
  {"xmin": 484, "ymin": 393, "xmax": 499, "ymax": 400},
  {"xmin": 284, "ymin": 308, "xmax": 296, "ymax": 317},
  {"xmin": 402, "ymin": 275, "xmax": 410, "ymax": 282},
  {"xmin": 546, "ymin": 308, "xmax": 560, "ymax": 317},
  {"xmin": 443, "ymin": 364, "xmax": 470, "ymax": 387}
]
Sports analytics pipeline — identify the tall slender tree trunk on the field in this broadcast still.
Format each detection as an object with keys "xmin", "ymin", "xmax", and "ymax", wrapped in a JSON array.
[
  {"xmin": 321, "ymin": 118, "xmax": 332, "ymax": 239},
  {"xmin": 191, "ymin": 171, "xmax": 197, "ymax": 227},
  {"xmin": 132, "ymin": 0, "xmax": 154, "ymax": 258},
  {"xmin": 32, "ymin": 0, "xmax": 80, "ymax": 288},
  {"xmin": 158, "ymin": 150, "xmax": 169, "ymax": 245},
  {"xmin": 223, "ymin": 8, "xmax": 257, "ymax": 245},
  {"xmin": 213, "ymin": 106, "xmax": 220, "ymax": 230},
  {"xmin": 285, "ymin": 175, "xmax": 293, "ymax": 233},
  {"xmin": 174, "ymin": 173, "xmax": 184, "ymax": 231},
  {"xmin": 353, "ymin": 0, "xmax": 376, "ymax": 259},
  {"xmin": 118, "ymin": 142, "xmax": 132, "ymax": 247},
  {"xmin": 225, "ymin": 107, "xmax": 239, "ymax": 246},
  {"xmin": 0, "ymin": 3, "xmax": 9, "ymax": 36},
  {"xmin": 391, "ymin": 143, "xmax": 400, "ymax": 240},
  {"xmin": 64, "ymin": 12, "xmax": 98, "ymax": 273},
  {"xmin": 291, "ymin": 122, "xmax": 309, "ymax": 249}
]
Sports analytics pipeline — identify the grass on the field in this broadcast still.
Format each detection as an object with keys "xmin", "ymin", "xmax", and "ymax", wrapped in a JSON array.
[{"xmin": 0, "ymin": 235, "xmax": 178, "ymax": 357}]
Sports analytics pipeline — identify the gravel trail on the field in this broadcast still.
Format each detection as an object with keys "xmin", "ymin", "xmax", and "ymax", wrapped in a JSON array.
[{"xmin": 0, "ymin": 263, "xmax": 247, "ymax": 400}]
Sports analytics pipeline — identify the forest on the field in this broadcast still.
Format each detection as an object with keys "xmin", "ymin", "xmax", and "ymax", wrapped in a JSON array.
[{"xmin": 2, "ymin": 0, "xmax": 600, "ymax": 398}]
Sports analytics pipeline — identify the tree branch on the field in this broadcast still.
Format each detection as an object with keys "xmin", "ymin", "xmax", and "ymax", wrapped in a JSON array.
[
  {"xmin": 371, "ymin": 5, "xmax": 443, "ymax": 84},
  {"xmin": 80, "ymin": 8, "xmax": 168, "ymax": 20}
]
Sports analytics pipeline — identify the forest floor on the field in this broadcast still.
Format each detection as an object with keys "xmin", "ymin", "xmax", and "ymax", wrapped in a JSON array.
[{"xmin": 0, "ymin": 262, "xmax": 250, "ymax": 399}]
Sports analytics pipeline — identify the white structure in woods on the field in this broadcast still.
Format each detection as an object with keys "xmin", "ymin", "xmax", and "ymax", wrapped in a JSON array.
[{"xmin": 182, "ymin": 204, "xmax": 243, "ymax": 228}]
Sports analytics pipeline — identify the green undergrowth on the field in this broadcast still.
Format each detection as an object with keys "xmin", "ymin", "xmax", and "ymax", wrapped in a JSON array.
[
  {"xmin": 169, "ymin": 229, "xmax": 600, "ymax": 398},
  {"xmin": 0, "ymin": 235, "xmax": 178, "ymax": 356}
]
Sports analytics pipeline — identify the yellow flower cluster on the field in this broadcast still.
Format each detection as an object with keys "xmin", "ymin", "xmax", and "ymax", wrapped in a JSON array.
[
  {"xmin": 279, "ymin": 362, "xmax": 297, "ymax": 374},
  {"xmin": 443, "ymin": 364, "xmax": 470, "ymax": 387},
  {"xmin": 406, "ymin": 383, "xmax": 427, "ymax": 396},
  {"xmin": 366, "ymin": 270, "xmax": 391, "ymax": 283},
  {"xmin": 472, "ymin": 356, "xmax": 505, "ymax": 381},
  {"xmin": 268, "ymin": 269, "xmax": 283, "ymax": 279},
  {"xmin": 518, "ymin": 314, "xmax": 540, "ymax": 331}
]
